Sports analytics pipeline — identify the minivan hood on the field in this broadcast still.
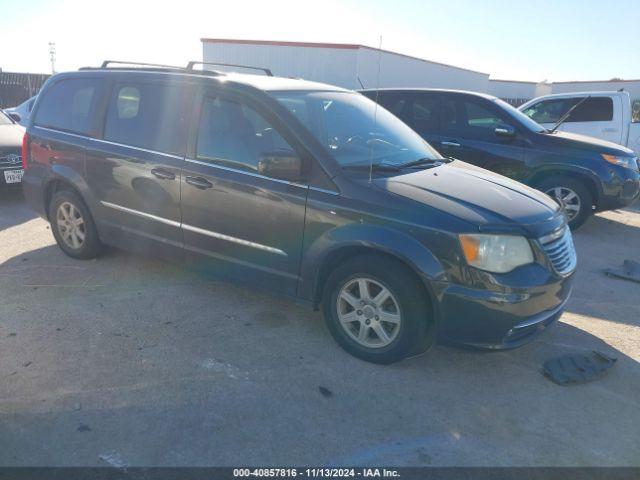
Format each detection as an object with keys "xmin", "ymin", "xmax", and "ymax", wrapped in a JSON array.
[
  {"xmin": 542, "ymin": 130, "xmax": 635, "ymax": 155},
  {"xmin": 0, "ymin": 124, "xmax": 25, "ymax": 148},
  {"xmin": 375, "ymin": 160, "xmax": 563, "ymax": 236}
]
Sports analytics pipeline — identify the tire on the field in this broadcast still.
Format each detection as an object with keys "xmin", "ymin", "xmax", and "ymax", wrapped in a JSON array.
[
  {"xmin": 537, "ymin": 176, "xmax": 593, "ymax": 230},
  {"xmin": 322, "ymin": 254, "xmax": 434, "ymax": 364},
  {"xmin": 48, "ymin": 189, "xmax": 104, "ymax": 259}
]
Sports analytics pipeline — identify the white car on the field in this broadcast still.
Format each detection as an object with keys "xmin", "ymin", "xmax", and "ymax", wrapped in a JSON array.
[
  {"xmin": 0, "ymin": 109, "xmax": 25, "ymax": 186},
  {"xmin": 5, "ymin": 95, "xmax": 37, "ymax": 126},
  {"xmin": 519, "ymin": 91, "xmax": 640, "ymax": 155}
]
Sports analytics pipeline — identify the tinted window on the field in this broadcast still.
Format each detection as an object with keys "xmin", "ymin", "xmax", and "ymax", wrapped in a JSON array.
[
  {"xmin": 441, "ymin": 97, "xmax": 511, "ymax": 140},
  {"xmin": 363, "ymin": 91, "xmax": 439, "ymax": 134},
  {"xmin": 568, "ymin": 97, "xmax": 613, "ymax": 122},
  {"xmin": 632, "ymin": 100, "xmax": 640, "ymax": 123},
  {"xmin": 406, "ymin": 95, "xmax": 439, "ymax": 135},
  {"xmin": 104, "ymin": 82, "xmax": 191, "ymax": 155},
  {"xmin": 196, "ymin": 96, "xmax": 293, "ymax": 174},
  {"xmin": 523, "ymin": 97, "xmax": 614, "ymax": 123},
  {"xmin": 34, "ymin": 78, "xmax": 101, "ymax": 135},
  {"xmin": 371, "ymin": 91, "xmax": 406, "ymax": 118}
]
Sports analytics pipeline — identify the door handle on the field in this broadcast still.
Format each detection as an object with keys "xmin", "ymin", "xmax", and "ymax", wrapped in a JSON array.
[
  {"xmin": 185, "ymin": 176, "xmax": 213, "ymax": 189},
  {"xmin": 441, "ymin": 141, "xmax": 462, "ymax": 148},
  {"xmin": 151, "ymin": 168, "xmax": 176, "ymax": 180}
]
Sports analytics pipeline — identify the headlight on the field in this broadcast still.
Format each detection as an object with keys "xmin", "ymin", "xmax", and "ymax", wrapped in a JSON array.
[
  {"xmin": 602, "ymin": 154, "xmax": 638, "ymax": 170},
  {"xmin": 459, "ymin": 234, "xmax": 534, "ymax": 273}
]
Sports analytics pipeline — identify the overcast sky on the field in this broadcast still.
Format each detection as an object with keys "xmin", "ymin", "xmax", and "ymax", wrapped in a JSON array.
[{"xmin": 1, "ymin": 0, "xmax": 638, "ymax": 82}]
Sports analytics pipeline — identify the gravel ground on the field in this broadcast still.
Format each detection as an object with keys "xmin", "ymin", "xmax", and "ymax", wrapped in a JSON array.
[{"xmin": 0, "ymin": 186, "xmax": 639, "ymax": 467}]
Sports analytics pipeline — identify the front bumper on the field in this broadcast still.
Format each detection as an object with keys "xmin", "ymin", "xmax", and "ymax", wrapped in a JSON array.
[
  {"xmin": 598, "ymin": 167, "xmax": 640, "ymax": 211},
  {"xmin": 434, "ymin": 263, "xmax": 574, "ymax": 349}
]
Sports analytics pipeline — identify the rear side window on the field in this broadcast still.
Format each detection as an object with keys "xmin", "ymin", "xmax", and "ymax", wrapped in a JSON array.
[
  {"xmin": 104, "ymin": 82, "xmax": 192, "ymax": 155},
  {"xmin": 523, "ymin": 97, "xmax": 614, "ymax": 123},
  {"xmin": 567, "ymin": 97, "xmax": 613, "ymax": 122},
  {"xmin": 34, "ymin": 78, "xmax": 102, "ymax": 135}
]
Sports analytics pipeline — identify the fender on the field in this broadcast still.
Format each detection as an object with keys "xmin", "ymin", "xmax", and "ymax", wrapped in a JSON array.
[
  {"xmin": 299, "ymin": 223, "xmax": 448, "ymax": 304},
  {"xmin": 46, "ymin": 163, "xmax": 99, "ymax": 217},
  {"xmin": 526, "ymin": 163, "xmax": 603, "ymax": 197}
]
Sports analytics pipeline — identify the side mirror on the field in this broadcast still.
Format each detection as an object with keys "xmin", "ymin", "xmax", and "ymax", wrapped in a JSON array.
[
  {"xmin": 258, "ymin": 149, "xmax": 304, "ymax": 182},
  {"xmin": 494, "ymin": 124, "xmax": 516, "ymax": 138},
  {"xmin": 8, "ymin": 112, "xmax": 21, "ymax": 123}
]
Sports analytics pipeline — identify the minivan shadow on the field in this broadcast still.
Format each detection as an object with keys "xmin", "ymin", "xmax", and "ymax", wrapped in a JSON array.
[{"xmin": 0, "ymin": 186, "xmax": 37, "ymax": 230}]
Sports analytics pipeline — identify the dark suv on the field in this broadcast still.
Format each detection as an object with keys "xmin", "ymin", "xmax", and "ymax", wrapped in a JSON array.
[
  {"xmin": 361, "ymin": 89, "xmax": 640, "ymax": 229},
  {"xmin": 22, "ymin": 62, "xmax": 576, "ymax": 363}
]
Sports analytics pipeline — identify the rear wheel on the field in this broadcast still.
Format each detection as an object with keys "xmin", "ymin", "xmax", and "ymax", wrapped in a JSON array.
[
  {"xmin": 49, "ymin": 189, "xmax": 104, "ymax": 259},
  {"xmin": 322, "ymin": 254, "xmax": 434, "ymax": 364},
  {"xmin": 538, "ymin": 177, "xmax": 593, "ymax": 230}
]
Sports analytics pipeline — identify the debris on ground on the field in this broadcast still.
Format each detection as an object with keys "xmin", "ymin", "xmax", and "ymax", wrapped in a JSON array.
[
  {"xmin": 98, "ymin": 452, "xmax": 127, "ymax": 468},
  {"xmin": 604, "ymin": 259, "xmax": 640, "ymax": 284},
  {"xmin": 77, "ymin": 424, "xmax": 91, "ymax": 432},
  {"xmin": 319, "ymin": 386, "xmax": 333, "ymax": 397},
  {"xmin": 543, "ymin": 351, "xmax": 617, "ymax": 385}
]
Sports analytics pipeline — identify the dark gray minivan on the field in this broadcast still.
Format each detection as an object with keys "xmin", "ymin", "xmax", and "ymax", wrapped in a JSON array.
[{"xmin": 22, "ymin": 62, "xmax": 576, "ymax": 363}]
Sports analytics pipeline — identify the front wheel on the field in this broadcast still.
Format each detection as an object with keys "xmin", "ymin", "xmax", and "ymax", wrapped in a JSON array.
[
  {"xmin": 322, "ymin": 254, "xmax": 434, "ymax": 364},
  {"xmin": 538, "ymin": 177, "xmax": 593, "ymax": 230}
]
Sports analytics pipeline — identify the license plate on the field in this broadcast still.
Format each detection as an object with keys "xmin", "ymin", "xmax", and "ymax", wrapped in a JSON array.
[{"xmin": 4, "ymin": 169, "xmax": 23, "ymax": 184}]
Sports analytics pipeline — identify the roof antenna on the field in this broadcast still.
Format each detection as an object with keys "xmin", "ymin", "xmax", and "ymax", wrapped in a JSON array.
[
  {"xmin": 368, "ymin": 35, "xmax": 383, "ymax": 185},
  {"xmin": 357, "ymin": 76, "xmax": 365, "ymax": 89}
]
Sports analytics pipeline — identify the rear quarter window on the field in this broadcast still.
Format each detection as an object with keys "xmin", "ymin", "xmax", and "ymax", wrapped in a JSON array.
[{"xmin": 34, "ymin": 78, "xmax": 103, "ymax": 135}]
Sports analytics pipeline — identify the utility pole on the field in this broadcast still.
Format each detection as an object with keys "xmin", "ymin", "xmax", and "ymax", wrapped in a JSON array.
[{"xmin": 48, "ymin": 42, "xmax": 56, "ymax": 74}]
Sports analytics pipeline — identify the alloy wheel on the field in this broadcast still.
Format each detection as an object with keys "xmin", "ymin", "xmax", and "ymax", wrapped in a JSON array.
[
  {"xmin": 545, "ymin": 186, "xmax": 581, "ymax": 221},
  {"xmin": 336, "ymin": 277, "xmax": 402, "ymax": 348},
  {"xmin": 56, "ymin": 201, "xmax": 86, "ymax": 250}
]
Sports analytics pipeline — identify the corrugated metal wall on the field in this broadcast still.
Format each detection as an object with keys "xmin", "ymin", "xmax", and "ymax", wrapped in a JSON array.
[
  {"xmin": 203, "ymin": 43, "xmax": 358, "ymax": 88},
  {"xmin": 202, "ymin": 41, "xmax": 490, "ymax": 92},
  {"xmin": 355, "ymin": 48, "xmax": 489, "ymax": 91}
]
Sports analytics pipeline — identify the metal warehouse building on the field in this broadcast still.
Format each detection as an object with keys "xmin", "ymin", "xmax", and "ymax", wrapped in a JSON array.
[
  {"xmin": 202, "ymin": 38, "xmax": 640, "ymax": 106},
  {"xmin": 202, "ymin": 38, "xmax": 490, "ymax": 92}
]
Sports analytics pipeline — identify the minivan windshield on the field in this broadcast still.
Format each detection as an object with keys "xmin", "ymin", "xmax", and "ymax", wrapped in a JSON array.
[
  {"xmin": 493, "ymin": 98, "xmax": 547, "ymax": 133},
  {"xmin": 273, "ymin": 91, "xmax": 442, "ymax": 168}
]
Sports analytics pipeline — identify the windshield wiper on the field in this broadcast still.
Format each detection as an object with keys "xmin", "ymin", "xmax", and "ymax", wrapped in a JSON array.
[
  {"xmin": 397, "ymin": 157, "xmax": 448, "ymax": 169},
  {"xmin": 548, "ymin": 96, "xmax": 591, "ymax": 133}
]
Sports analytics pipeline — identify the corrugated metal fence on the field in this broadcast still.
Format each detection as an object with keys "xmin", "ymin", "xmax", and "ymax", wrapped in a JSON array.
[{"xmin": 0, "ymin": 71, "xmax": 50, "ymax": 108}]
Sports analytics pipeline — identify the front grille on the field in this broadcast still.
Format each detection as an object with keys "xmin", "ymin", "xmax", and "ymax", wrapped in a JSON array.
[
  {"xmin": 0, "ymin": 149, "xmax": 22, "ymax": 169},
  {"xmin": 540, "ymin": 227, "xmax": 577, "ymax": 275}
]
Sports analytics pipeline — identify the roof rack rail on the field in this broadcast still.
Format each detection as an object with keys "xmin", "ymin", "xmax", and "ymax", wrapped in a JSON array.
[
  {"xmin": 186, "ymin": 61, "xmax": 273, "ymax": 77},
  {"xmin": 100, "ymin": 60, "xmax": 183, "ymax": 69}
]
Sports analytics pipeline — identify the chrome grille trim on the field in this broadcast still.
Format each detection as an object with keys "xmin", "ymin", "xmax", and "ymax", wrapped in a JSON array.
[
  {"xmin": 0, "ymin": 151, "xmax": 22, "ymax": 167},
  {"xmin": 539, "ymin": 227, "xmax": 577, "ymax": 276}
]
